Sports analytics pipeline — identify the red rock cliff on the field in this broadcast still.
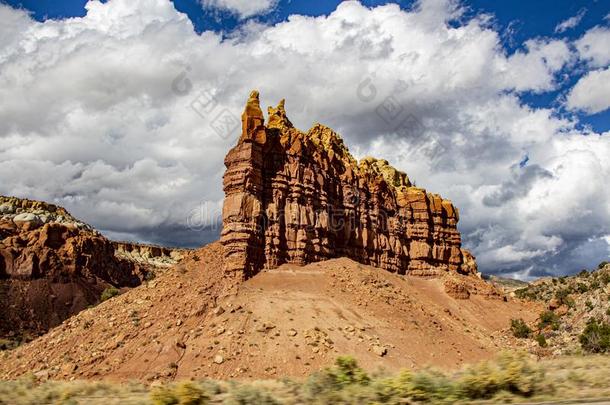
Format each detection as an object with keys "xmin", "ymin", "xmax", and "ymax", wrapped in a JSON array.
[
  {"xmin": 221, "ymin": 91, "xmax": 477, "ymax": 279},
  {"xmin": 0, "ymin": 196, "xmax": 185, "ymax": 338}
]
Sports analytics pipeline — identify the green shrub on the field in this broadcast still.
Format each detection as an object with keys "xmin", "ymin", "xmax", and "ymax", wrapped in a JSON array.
[
  {"xmin": 578, "ymin": 269, "xmax": 590, "ymax": 278},
  {"xmin": 151, "ymin": 385, "xmax": 179, "ymax": 405},
  {"xmin": 536, "ymin": 334, "xmax": 548, "ymax": 348},
  {"xmin": 175, "ymin": 382, "xmax": 209, "ymax": 405},
  {"xmin": 580, "ymin": 319, "xmax": 610, "ymax": 353},
  {"xmin": 150, "ymin": 382, "xmax": 209, "ymax": 405},
  {"xmin": 511, "ymin": 319, "xmax": 532, "ymax": 338},
  {"xmin": 538, "ymin": 311, "xmax": 560, "ymax": 331},
  {"xmin": 585, "ymin": 300, "xmax": 594, "ymax": 312},
  {"xmin": 327, "ymin": 356, "xmax": 370, "ymax": 387},
  {"xmin": 457, "ymin": 361, "xmax": 498, "ymax": 399},
  {"xmin": 303, "ymin": 356, "xmax": 370, "ymax": 401},
  {"xmin": 225, "ymin": 385, "xmax": 279, "ymax": 405},
  {"xmin": 555, "ymin": 288, "xmax": 575, "ymax": 308},
  {"xmin": 576, "ymin": 283, "xmax": 589, "ymax": 293},
  {"xmin": 515, "ymin": 288, "xmax": 536, "ymax": 301},
  {"xmin": 408, "ymin": 370, "xmax": 458, "ymax": 403},
  {"xmin": 0, "ymin": 338, "xmax": 20, "ymax": 351},
  {"xmin": 100, "ymin": 287, "xmax": 120, "ymax": 302},
  {"xmin": 371, "ymin": 369, "xmax": 459, "ymax": 403},
  {"xmin": 457, "ymin": 352, "xmax": 544, "ymax": 399},
  {"xmin": 598, "ymin": 261, "xmax": 609, "ymax": 270}
]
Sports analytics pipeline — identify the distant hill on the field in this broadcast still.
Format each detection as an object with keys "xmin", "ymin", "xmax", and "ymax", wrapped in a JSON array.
[
  {"xmin": 509, "ymin": 262, "xmax": 610, "ymax": 355},
  {"xmin": 483, "ymin": 274, "xmax": 529, "ymax": 294}
]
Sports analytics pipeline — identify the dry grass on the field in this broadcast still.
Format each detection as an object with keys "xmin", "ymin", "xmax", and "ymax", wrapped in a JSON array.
[{"xmin": 1, "ymin": 353, "xmax": 609, "ymax": 404}]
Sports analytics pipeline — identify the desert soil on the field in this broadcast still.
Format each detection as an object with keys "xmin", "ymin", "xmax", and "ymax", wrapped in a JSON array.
[{"xmin": 0, "ymin": 242, "xmax": 540, "ymax": 382}]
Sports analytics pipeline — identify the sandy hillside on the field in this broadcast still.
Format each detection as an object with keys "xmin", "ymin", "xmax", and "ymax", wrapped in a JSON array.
[{"xmin": 0, "ymin": 242, "xmax": 539, "ymax": 382}]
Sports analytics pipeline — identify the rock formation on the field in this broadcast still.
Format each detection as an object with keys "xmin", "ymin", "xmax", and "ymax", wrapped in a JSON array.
[
  {"xmin": 221, "ymin": 91, "xmax": 478, "ymax": 279},
  {"xmin": 0, "ymin": 196, "xmax": 184, "ymax": 338}
]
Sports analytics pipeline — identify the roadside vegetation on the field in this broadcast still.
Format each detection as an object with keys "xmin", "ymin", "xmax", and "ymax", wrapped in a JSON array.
[{"xmin": 2, "ymin": 353, "xmax": 610, "ymax": 404}]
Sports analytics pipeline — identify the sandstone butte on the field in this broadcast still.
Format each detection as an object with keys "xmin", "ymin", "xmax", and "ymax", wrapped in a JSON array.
[{"xmin": 221, "ymin": 90, "xmax": 479, "ymax": 280}]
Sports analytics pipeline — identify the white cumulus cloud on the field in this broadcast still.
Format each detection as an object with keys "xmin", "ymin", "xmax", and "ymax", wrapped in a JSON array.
[
  {"xmin": 575, "ymin": 25, "xmax": 610, "ymax": 68},
  {"xmin": 0, "ymin": 0, "xmax": 608, "ymax": 276},
  {"xmin": 566, "ymin": 67, "xmax": 610, "ymax": 113}
]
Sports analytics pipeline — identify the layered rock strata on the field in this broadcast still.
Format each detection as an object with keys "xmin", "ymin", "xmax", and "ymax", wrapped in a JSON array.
[
  {"xmin": 0, "ymin": 196, "xmax": 184, "ymax": 338},
  {"xmin": 221, "ymin": 91, "xmax": 477, "ymax": 279}
]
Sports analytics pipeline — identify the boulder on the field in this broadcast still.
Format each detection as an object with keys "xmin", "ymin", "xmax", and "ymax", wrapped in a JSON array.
[
  {"xmin": 13, "ymin": 213, "xmax": 42, "ymax": 229},
  {"xmin": 0, "ymin": 204, "xmax": 14, "ymax": 215}
]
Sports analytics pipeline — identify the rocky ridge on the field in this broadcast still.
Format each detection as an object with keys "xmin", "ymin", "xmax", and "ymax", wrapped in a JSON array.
[
  {"xmin": 512, "ymin": 263, "xmax": 610, "ymax": 355},
  {"xmin": 221, "ymin": 91, "xmax": 478, "ymax": 280},
  {"xmin": 0, "ymin": 196, "xmax": 185, "ymax": 339},
  {"xmin": 0, "ymin": 196, "xmax": 93, "ymax": 233}
]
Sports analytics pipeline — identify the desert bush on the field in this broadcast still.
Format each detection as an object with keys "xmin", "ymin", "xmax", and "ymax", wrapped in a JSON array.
[
  {"xmin": 599, "ymin": 261, "xmax": 609, "ymax": 270},
  {"xmin": 150, "ymin": 382, "xmax": 209, "ymax": 405},
  {"xmin": 578, "ymin": 270, "xmax": 590, "ymax": 278},
  {"xmin": 303, "ymin": 356, "xmax": 371, "ymax": 402},
  {"xmin": 225, "ymin": 384, "xmax": 280, "ymax": 405},
  {"xmin": 0, "ymin": 378, "xmax": 149, "ymax": 405},
  {"xmin": 100, "ymin": 286, "xmax": 120, "ymax": 302},
  {"xmin": 538, "ymin": 311, "xmax": 560, "ymax": 331},
  {"xmin": 455, "ymin": 361, "xmax": 498, "ymax": 399},
  {"xmin": 555, "ymin": 288, "xmax": 575, "ymax": 308},
  {"xmin": 515, "ymin": 287, "xmax": 537, "ymax": 301},
  {"xmin": 536, "ymin": 334, "xmax": 548, "ymax": 347},
  {"xmin": 407, "ymin": 370, "xmax": 458, "ymax": 403},
  {"xmin": 175, "ymin": 382, "xmax": 209, "ymax": 405},
  {"xmin": 457, "ymin": 352, "xmax": 545, "ymax": 399},
  {"xmin": 511, "ymin": 318, "xmax": 532, "ymax": 338},
  {"xmin": 150, "ymin": 385, "xmax": 179, "ymax": 405},
  {"xmin": 576, "ymin": 283, "xmax": 589, "ymax": 294},
  {"xmin": 580, "ymin": 319, "xmax": 610, "ymax": 353},
  {"xmin": 319, "ymin": 356, "xmax": 370, "ymax": 388},
  {"xmin": 0, "ymin": 338, "xmax": 21, "ymax": 351}
]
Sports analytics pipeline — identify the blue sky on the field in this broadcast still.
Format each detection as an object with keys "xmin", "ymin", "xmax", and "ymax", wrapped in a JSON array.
[
  {"xmin": 0, "ymin": 0, "xmax": 609, "ymax": 278},
  {"xmin": 4, "ymin": 0, "xmax": 609, "ymax": 133}
]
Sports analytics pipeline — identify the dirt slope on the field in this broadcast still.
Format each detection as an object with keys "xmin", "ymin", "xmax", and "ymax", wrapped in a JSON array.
[{"xmin": 0, "ymin": 242, "xmax": 539, "ymax": 382}]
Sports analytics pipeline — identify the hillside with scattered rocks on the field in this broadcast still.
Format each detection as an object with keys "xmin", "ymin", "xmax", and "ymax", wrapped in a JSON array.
[
  {"xmin": 509, "ymin": 262, "xmax": 610, "ymax": 355},
  {"xmin": 0, "ymin": 242, "xmax": 539, "ymax": 382}
]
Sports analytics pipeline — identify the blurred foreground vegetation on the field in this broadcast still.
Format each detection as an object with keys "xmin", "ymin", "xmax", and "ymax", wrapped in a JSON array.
[{"xmin": 1, "ymin": 352, "xmax": 610, "ymax": 404}]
